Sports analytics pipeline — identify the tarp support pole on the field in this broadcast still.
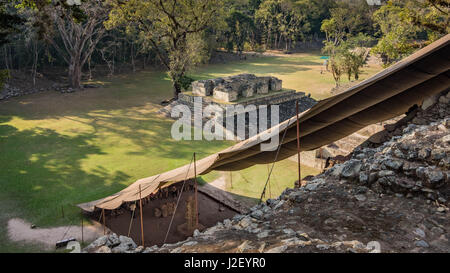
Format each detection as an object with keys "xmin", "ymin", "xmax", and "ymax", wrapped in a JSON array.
[
  {"xmin": 163, "ymin": 155, "xmax": 194, "ymax": 245},
  {"xmin": 81, "ymin": 217, "xmax": 84, "ymax": 244},
  {"xmin": 259, "ymin": 115, "xmax": 294, "ymax": 203},
  {"xmin": 194, "ymin": 153, "xmax": 199, "ymax": 228},
  {"xmin": 127, "ymin": 201, "xmax": 137, "ymax": 237},
  {"xmin": 296, "ymin": 100, "xmax": 301, "ymax": 188},
  {"xmin": 102, "ymin": 209, "xmax": 106, "ymax": 235},
  {"xmin": 139, "ymin": 185, "xmax": 145, "ymax": 247},
  {"xmin": 268, "ymin": 166, "xmax": 271, "ymax": 198}
]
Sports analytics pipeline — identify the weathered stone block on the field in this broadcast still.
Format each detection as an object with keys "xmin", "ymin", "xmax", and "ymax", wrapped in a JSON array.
[
  {"xmin": 240, "ymin": 83, "xmax": 255, "ymax": 98},
  {"xmin": 255, "ymin": 78, "xmax": 270, "ymax": 94},
  {"xmin": 192, "ymin": 80, "xmax": 214, "ymax": 96},
  {"xmin": 213, "ymin": 85, "xmax": 238, "ymax": 102},
  {"xmin": 269, "ymin": 77, "xmax": 282, "ymax": 91}
]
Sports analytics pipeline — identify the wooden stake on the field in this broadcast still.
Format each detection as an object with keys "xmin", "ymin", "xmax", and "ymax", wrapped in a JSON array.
[
  {"xmin": 61, "ymin": 205, "xmax": 64, "ymax": 218},
  {"xmin": 139, "ymin": 185, "xmax": 145, "ymax": 247},
  {"xmin": 296, "ymin": 100, "xmax": 301, "ymax": 188},
  {"xmin": 194, "ymin": 153, "xmax": 199, "ymax": 228},
  {"xmin": 102, "ymin": 209, "xmax": 106, "ymax": 235}
]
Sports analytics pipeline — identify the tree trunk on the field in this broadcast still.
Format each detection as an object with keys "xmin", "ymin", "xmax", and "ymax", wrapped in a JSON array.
[
  {"xmin": 173, "ymin": 81, "xmax": 181, "ymax": 100},
  {"xmin": 68, "ymin": 60, "xmax": 82, "ymax": 89},
  {"xmin": 131, "ymin": 42, "xmax": 135, "ymax": 73},
  {"xmin": 32, "ymin": 41, "xmax": 38, "ymax": 87}
]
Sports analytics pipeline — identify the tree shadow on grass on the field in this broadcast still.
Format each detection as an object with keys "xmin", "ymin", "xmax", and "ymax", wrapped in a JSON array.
[
  {"xmin": 69, "ymin": 109, "xmax": 231, "ymax": 161},
  {"xmin": 0, "ymin": 123, "xmax": 131, "ymax": 228}
]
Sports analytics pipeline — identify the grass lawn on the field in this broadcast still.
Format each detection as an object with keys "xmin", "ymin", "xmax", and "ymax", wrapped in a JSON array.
[
  {"xmin": 191, "ymin": 51, "xmax": 382, "ymax": 100},
  {"xmin": 223, "ymin": 160, "xmax": 321, "ymax": 206},
  {"xmin": 0, "ymin": 51, "xmax": 382, "ymax": 252}
]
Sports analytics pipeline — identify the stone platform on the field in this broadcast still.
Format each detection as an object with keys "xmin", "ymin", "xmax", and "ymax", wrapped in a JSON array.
[
  {"xmin": 191, "ymin": 74, "xmax": 283, "ymax": 102},
  {"xmin": 160, "ymin": 74, "xmax": 317, "ymax": 139}
]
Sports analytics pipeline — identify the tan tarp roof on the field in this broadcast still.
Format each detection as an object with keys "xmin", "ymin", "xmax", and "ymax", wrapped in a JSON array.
[{"xmin": 78, "ymin": 34, "xmax": 450, "ymax": 212}]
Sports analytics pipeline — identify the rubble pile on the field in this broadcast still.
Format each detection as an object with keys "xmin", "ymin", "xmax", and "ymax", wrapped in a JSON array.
[{"xmin": 362, "ymin": 91, "xmax": 450, "ymax": 148}]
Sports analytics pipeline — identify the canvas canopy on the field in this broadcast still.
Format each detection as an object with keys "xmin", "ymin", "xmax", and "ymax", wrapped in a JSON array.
[{"xmin": 78, "ymin": 34, "xmax": 450, "ymax": 212}]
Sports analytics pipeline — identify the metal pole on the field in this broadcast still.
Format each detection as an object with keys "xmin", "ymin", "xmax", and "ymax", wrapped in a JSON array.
[
  {"xmin": 194, "ymin": 153, "xmax": 199, "ymax": 228},
  {"xmin": 296, "ymin": 100, "xmax": 301, "ymax": 188},
  {"xmin": 139, "ymin": 185, "xmax": 145, "ymax": 247}
]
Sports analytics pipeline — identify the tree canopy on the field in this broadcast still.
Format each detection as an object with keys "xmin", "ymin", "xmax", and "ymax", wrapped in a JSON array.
[{"xmin": 0, "ymin": 0, "xmax": 448, "ymax": 94}]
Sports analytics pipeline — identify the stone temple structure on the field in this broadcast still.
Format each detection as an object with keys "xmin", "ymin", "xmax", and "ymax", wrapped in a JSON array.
[
  {"xmin": 160, "ymin": 73, "xmax": 317, "ymax": 139},
  {"xmin": 191, "ymin": 74, "xmax": 283, "ymax": 102}
]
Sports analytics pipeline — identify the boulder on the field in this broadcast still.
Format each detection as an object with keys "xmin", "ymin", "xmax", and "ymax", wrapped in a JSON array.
[
  {"xmin": 383, "ymin": 159, "xmax": 403, "ymax": 171},
  {"xmin": 341, "ymin": 160, "xmax": 362, "ymax": 180},
  {"xmin": 85, "ymin": 235, "xmax": 108, "ymax": 251},
  {"xmin": 107, "ymin": 233, "xmax": 121, "ymax": 247},
  {"xmin": 265, "ymin": 245, "xmax": 288, "ymax": 253},
  {"xmin": 95, "ymin": 246, "xmax": 112, "ymax": 253},
  {"xmin": 250, "ymin": 210, "xmax": 264, "ymax": 220},
  {"xmin": 424, "ymin": 168, "xmax": 444, "ymax": 187},
  {"xmin": 421, "ymin": 94, "xmax": 439, "ymax": 110},
  {"xmin": 239, "ymin": 217, "xmax": 252, "ymax": 228}
]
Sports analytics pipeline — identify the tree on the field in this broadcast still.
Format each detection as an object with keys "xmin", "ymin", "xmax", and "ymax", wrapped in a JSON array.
[
  {"xmin": 321, "ymin": 2, "xmax": 367, "ymax": 48},
  {"xmin": 406, "ymin": 0, "xmax": 449, "ymax": 36},
  {"xmin": 224, "ymin": 11, "xmax": 255, "ymax": 53},
  {"xmin": 37, "ymin": 1, "xmax": 109, "ymax": 89},
  {"xmin": 320, "ymin": 1, "xmax": 372, "ymax": 86},
  {"xmin": 373, "ymin": 0, "xmax": 449, "ymax": 66},
  {"xmin": 296, "ymin": 0, "xmax": 335, "ymax": 36},
  {"xmin": 255, "ymin": 0, "xmax": 310, "ymax": 50},
  {"xmin": 255, "ymin": 0, "xmax": 280, "ymax": 49},
  {"xmin": 372, "ymin": 1, "xmax": 421, "ymax": 65},
  {"xmin": 105, "ymin": 0, "xmax": 221, "ymax": 99},
  {"xmin": 0, "ymin": 1, "xmax": 25, "ymax": 46}
]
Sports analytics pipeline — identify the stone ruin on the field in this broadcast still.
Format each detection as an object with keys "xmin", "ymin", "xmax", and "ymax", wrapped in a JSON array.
[
  {"xmin": 191, "ymin": 74, "xmax": 283, "ymax": 102},
  {"xmin": 159, "ymin": 73, "xmax": 317, "ymax": 140}
]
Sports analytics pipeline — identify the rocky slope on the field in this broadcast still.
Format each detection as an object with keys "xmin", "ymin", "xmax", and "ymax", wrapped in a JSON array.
[{"xmin": 84, "ymin": 90, "xmax": 449, "ymax": 253}]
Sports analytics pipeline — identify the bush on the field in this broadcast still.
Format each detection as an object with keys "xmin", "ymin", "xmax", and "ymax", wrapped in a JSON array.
[
  {"xmin": 253, "ymin": 44, "xmax": 266, "ymax": 53},
  {"xmin": 179, "ymin": 75, "xmax": 196, "ymax": 91}
]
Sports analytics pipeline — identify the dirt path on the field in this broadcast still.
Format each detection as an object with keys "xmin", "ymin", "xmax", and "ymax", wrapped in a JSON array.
[{"xmin": 7, "ymin": 218, "xmax": 104, "ymax": 249}]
